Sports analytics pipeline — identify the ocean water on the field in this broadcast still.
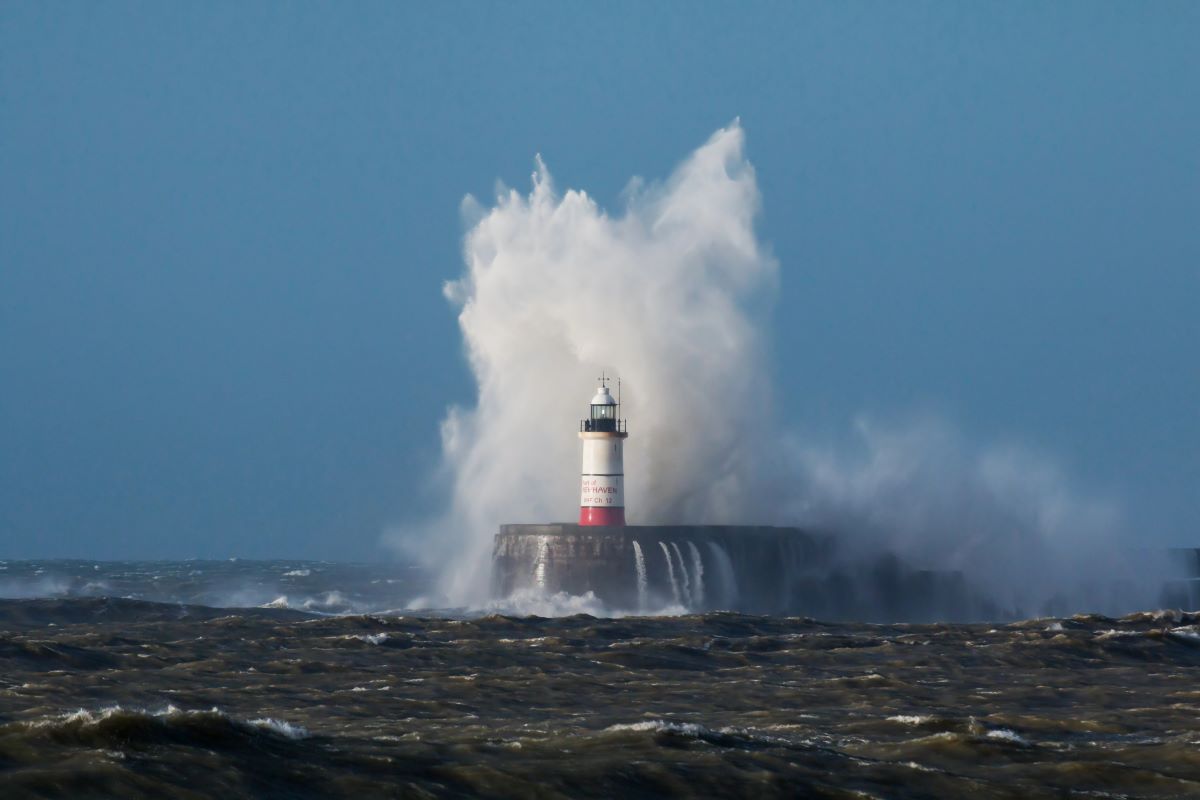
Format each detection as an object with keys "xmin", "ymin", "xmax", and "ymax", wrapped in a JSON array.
[{"xmin": 2, "ymin": 560, "xmax": 1199, "ymax": 798}]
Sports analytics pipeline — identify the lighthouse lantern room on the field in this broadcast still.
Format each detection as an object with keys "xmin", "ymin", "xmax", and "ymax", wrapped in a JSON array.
[{"xmin": 578, "ymin": 375, "xmax": 628, "ymax": 526}]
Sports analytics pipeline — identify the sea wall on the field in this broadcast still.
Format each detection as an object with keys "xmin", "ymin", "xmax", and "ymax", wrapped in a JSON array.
[{"xmin": 492, "ymin": 524, "xmax": 997, "ymax": 622}]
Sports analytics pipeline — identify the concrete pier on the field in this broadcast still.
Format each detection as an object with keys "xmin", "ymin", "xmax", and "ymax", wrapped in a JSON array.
[{"xmin": 492, "ymin": 523, "xmax": 996, "ymax": 621}]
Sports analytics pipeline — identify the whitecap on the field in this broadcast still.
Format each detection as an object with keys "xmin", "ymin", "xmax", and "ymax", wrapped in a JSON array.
[
  {"xmin": 605, "ymin": 720, "xmax": 708, "ymax": 736},
  {"xmin": 301, "ymin": 591, "xmax": 352, "ymax": 612},
  {"xmin": 25, "ymin": 705, "xmax": 310, "ymax": 741},
  {"xmin": 1168, "ymin": 626, "xmax": 1200, "ymax": 642},
  {"xmin": 349, "ymin": 633, "xmax": 388, "ymax": 645},
  {"xmin": 484, "ymin": 589, "xmax": 612, "ymax": 617},
  {"xmin": 985, "ymin": 728, "xmax": 1029, "ymax": 745},
  {"xmin": 247, "ymin": 718, "xmax": 310, "ymax": 739},
  {"xmin": 1095, "ymin": 629, "xmax": 1144, "ymax": 640},
  {"xmin": 887, "ymin": 715, "xmax": 933, "ymax": 725}
]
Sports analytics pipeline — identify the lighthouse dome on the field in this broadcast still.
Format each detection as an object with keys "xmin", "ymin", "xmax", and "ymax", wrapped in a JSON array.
[{"xmin": 590, "ymin": 386, "xmax": 616, "ymax": 406}]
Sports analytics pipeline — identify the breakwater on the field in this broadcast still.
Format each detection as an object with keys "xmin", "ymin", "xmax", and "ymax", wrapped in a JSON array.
[{"xmin": 492, "ymin": 524, "xmax": 1000, "ymax": 621}]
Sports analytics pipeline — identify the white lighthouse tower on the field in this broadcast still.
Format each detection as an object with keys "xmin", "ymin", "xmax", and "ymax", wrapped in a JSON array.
[{"xmin": 578, "ymin": 375, "xmax": 628, "ymax": 526}]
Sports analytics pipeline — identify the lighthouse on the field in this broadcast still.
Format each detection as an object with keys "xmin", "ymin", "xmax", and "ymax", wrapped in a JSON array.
[{"xmin": 578, "ymin": 375, "xmax": 628, "ymax": 526}]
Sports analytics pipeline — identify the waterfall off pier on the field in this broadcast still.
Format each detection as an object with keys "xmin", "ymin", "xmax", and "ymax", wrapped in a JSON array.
[{"xmin": 492, "ymin": 524, "xmax": 997, "ymax": 621}]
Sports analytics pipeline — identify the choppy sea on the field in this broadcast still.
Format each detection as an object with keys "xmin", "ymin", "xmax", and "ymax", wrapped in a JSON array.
[{"xmin": 2, "ymin": 559, "xmax": 1199, "ymax": 798}]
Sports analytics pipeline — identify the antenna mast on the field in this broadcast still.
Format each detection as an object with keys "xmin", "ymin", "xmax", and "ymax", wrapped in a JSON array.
[{"xmin": 618, "ymin": 377, "xmax": 622, "ymax": 432}]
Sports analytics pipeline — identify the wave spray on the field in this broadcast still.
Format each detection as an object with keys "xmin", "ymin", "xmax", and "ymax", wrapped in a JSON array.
[{"xmin": 389, "ymin": 122, "xmax": 1158, "ymax": 617}]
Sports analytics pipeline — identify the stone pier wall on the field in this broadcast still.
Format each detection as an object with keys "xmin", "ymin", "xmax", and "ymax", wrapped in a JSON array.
[{"xmin": 492, "ymin": 523, "xmax": 995, "ymax": 621}]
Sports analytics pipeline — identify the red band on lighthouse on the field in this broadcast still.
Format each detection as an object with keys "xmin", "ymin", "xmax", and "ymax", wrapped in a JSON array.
[
  {"xmin": 579, "ymin": 506, "xmax": 626, "ymax": 526},
  {"xmin": 578, "ymin": 378, "xmax": 628, "ymax": 527}
]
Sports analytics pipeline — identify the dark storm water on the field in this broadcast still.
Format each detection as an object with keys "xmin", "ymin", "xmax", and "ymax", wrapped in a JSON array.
[{"xmin": 2, "ymin": 560, "xmax": 1200, "ymax": 798}]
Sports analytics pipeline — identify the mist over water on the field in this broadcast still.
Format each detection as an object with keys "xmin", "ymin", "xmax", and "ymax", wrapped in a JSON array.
[
  {"xmin": 786, "ymin": 418, "xmax": 1166, "ymax": 616},
  {"xmin": 391, "ymin": 122, "xmax": 1160, "ymax": 616}
]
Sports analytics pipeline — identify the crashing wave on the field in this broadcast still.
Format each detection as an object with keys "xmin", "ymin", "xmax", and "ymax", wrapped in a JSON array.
[
  {"xmin": 348, "ymin": 633, "xmax": 389, "ymax": 645},
  {"xmin": 246, "ymin": 717, "xmax": 309, "ymax": 739},
  {"xmin": 601, "ymin": 719, "xmax": 797, "ymax": 750},
  {"xmin": 605, "ymin": 720, "xmax": 709, "ymax": 736},
  {"xmin": 886, "ymin": 715, "xmax": 935, "ymax": 726},
  {"xmin": 984, "ymin": 728, "xmax": 1030, "ymax": 745},
  {"xmin": 483, "ymin": 588, "xmax": 691, "ymax": 619},
  {"xmin": 19, "ymin": 704, "xmax": 310, "ymax": 741}
]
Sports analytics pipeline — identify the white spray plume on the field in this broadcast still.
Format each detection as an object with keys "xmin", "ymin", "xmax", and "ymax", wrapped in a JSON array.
[
  {"xmin": 395, "ymin": 122, "xmax": 778, "ymax": 606},
  {"xmin": 390, "ymin": 122, "xmax": 1156, "ymax": 615},
  {"xmin": 785, "ymin": 418, "xmax": 1160, "ymax": 616}
]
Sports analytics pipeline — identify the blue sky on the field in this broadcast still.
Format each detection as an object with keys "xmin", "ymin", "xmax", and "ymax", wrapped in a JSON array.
[{"xmin": 2, "ymin": 3, "xmax": 1197, "ymax": 559}]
